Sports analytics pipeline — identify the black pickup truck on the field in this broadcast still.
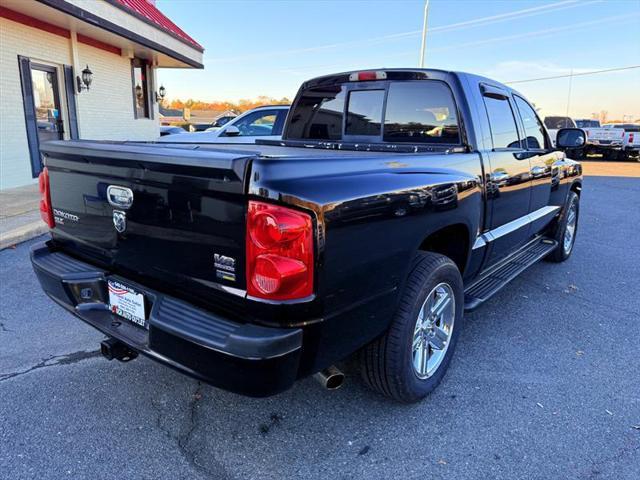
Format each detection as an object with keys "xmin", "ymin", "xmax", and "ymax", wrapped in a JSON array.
[{"xmin": 31, "ymin": 69, "xmax": 585, "ymax": 402}]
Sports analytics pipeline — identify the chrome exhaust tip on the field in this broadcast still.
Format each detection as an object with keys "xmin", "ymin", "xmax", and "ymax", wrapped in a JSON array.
[{"xmin": 313, "ymin": 365, "xmax": 345, "ymax": 390}]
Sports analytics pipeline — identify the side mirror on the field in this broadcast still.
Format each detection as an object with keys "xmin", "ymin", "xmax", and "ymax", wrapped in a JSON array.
[
  {"xmin": 223, "ymin": 125, "xmax": 240, "ymax": 137},
  {"xmin": 556, "ymin": 128, "xmax": 586, "ymax": 149}
]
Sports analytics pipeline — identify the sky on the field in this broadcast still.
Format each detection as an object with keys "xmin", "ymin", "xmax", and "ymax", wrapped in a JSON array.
[{"xmin": 156, "ymin": 0, "xmax": 640, "ymax": 120}]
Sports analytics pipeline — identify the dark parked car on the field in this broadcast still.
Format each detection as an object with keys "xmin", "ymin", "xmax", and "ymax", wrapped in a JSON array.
[{"xmin": 32, "ymin": 69, "xmax": 584, "ymax": 402}]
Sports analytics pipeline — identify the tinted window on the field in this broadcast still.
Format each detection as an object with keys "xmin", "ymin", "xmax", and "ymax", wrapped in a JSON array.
[
  {"xmin": 515, "ymin": 96, "xmax": 546, "ymax": 149},
  {"xmin": 483, "ymin": 97, "xmax": 520, "ymax": 149},
  {"xmin": 575, "ymin": 120, "xmax": 600, "ymax": 128},
  {"xmin": 611, "ymin": 124, "xmax": 640, "ymax": 132},
  {"xmin": 383, "ymin": 82, "xmax": 460, "ymax": 143},
  {"xmin": 345, "ymin": 90, "xmax": 384, "ymax": 136},
  {"xmin": 544, "ymin": 116, "xmax": 575, "ymax": 129},
  {"xmin": 287, "ymin": 86, "xmax": 346, "ymax": 140},
  {"xmin": 228, "ymin": 110, "xmax": 280, "ymax": 136}
]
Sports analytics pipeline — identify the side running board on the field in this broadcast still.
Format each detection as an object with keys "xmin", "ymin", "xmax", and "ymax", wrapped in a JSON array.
[{"xmin": 464, "ymin": 238, "xmax": 558, "ymax": 311}]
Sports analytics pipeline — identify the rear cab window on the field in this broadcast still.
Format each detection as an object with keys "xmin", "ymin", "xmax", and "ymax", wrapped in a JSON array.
[
  {"xmin": 611, "ymin": 124, "xmax": 640, "ymax": 132},
  {"xmin": 544, "ymin": 116, "xmax": 576, "ymax": 129},
  {"xmin": 286, "ymin": 79, "xmax": 461, "ymax": 145},
  {"xmin": 575, "ymin": 120, "xmax": 600, "ymax": 128},
  {"xmin": 286, "ymin": 86, "xmax": 345, "ymax": 140},
  {"xmin": 345, "ymin": 90, "xmax": 384, "ymax": 136},
  {"xmin": 384, "ymin": 82, "xmax": 460, "ymax": 143}
]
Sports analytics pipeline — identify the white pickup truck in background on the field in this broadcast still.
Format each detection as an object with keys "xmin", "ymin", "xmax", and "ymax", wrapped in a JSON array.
[
  {"xmin": 604, "ymin": 123, "xmax": 640, "ymax": 160},
  {"xmin": 543, "ymin": 116, "xmax": 624, "ymax": 159}
]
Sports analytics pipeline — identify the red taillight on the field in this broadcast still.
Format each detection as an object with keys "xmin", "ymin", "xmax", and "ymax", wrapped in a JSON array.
[
  {"xmin": 38, "ymin": 167, "xmax": 55, "ymax": 228},
  {"xmin": 246, "ymin": 201, "xmax": 314, "ymax": 300},
  {"xmin": 348, "ymin": 71, "xmax": 387, "ymax": 82}
]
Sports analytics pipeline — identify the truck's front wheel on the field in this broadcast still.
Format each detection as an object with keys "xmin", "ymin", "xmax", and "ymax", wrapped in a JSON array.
[
  {"xmin": 546, "ymin": 191, "xmax": 580, "ymax": 263},
  {"xmin": 359, "ymin": 252, "xmax": 464, "ymax": 402}
]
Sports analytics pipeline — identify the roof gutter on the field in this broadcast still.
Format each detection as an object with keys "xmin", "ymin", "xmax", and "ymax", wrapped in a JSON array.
[{"xmin": 36, "ymin": 0, "xmax": 204, "ymax": 69}]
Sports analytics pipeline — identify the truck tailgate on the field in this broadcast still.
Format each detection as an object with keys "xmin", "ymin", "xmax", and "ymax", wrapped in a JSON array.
[
  {"xmin": 585, "ymin": 128, "xmax": 623, "ymax": 142},
  {"xmin": 41, "ymin": 140, "xmax": 255, "ymax": 316}
]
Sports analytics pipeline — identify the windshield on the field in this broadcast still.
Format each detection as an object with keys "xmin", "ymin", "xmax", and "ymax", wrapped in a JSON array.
[
  {"xmin": 575, "ymin": 120, "xmax": 600, "ymax": 128},
  {"xmin": 544, "ymin": 116, "xmax": 575, "ymax": 129},
  {"xmin": 286, "ymin": 80, "xmax": 460, "ymax": 144}
]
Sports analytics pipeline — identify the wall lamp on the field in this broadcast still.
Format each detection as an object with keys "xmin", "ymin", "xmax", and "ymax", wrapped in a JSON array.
[
  {"xmin": 76, "ymin": 65, "xmax": 93, "ymax": 93},
  {"xmin": 155, "ymin": 85, "xmax": 166, "ymax": 102}
]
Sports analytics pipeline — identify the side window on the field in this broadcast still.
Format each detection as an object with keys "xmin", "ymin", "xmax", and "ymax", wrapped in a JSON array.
[
  {"xmin": 232, "ymin": 110, "xmax": 279, "ymax": 136},
  {"xmin": 483, "ymin": 96, "xmax": 521, "ymax": 149},
  {"xmin": 271, "ymin": 110, "xmax": 288, "ymax": 136},
  {"xmin": 514, "ymin": 96, "xmax": 547, "ymax": 149}
]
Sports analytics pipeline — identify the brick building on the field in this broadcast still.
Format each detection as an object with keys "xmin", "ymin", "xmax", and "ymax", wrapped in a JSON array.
[{"xmin": 0, "ymin": 0, "xmax": 203, "ymax": 190}]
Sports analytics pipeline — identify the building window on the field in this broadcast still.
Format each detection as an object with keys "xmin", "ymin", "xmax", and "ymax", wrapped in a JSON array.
[{"xmin": 131, "ymin": 58, "xmax": 150, "ymax": 119}]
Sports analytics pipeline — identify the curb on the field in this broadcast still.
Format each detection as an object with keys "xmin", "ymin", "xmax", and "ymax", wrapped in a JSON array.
[{"xmin": 0, "ymin": 221, "xmax": 48, "ymax": 250}]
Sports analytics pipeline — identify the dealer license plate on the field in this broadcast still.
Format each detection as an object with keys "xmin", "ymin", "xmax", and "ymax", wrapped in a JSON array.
[{"xmin": 108, "ymin": 280, "xmax": 147, "ymax": 328}]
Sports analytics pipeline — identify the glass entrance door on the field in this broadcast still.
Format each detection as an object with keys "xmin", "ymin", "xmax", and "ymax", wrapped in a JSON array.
[{"xmin": 30, "ymin": 65, "xmax": 64, "ymax": 144}]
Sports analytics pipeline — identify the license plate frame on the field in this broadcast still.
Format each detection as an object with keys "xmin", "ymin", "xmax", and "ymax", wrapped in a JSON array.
[{"xmin": 107, "ymin": 280, "xmax": 147, "ymax": 329}]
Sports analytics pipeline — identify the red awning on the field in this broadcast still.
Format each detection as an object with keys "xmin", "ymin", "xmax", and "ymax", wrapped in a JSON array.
[{"xmin": 112, "ymin": 0, "xmax": 203, "ymax": 51}]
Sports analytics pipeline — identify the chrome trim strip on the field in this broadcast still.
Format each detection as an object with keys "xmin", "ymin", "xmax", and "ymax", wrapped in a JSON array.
[
  {"xmin": 472, "ymin": 236, "xmax": 486, "ymax": 249},
  {"xmin": 472, "ymin": 206, "xmax": 559, "ymax": 249}
]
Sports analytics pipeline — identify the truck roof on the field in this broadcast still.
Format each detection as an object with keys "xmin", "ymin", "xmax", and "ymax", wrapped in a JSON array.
[{"xmin": 301, "ymin": 68, "xmax": 519, "ymax": 97}]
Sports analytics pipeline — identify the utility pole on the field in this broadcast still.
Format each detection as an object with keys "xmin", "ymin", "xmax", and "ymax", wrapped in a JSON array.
[
  {"xmin": 419, "ymin": 0, "xmax": 430, "ymax": 68},
  {"xmin": 565, "ymin": 68, "xmax": 573, "ymax": 117}
]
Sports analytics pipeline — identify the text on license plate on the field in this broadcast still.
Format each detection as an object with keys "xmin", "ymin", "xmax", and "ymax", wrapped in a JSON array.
[{"xmin": 108, "ymin": 280, "xmax": 146, "ymax": 327}]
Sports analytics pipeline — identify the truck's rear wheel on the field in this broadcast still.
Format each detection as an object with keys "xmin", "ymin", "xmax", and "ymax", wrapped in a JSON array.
[{"xmin": 359, "ymin": 252, "xmax": 463, "ymax": 402}]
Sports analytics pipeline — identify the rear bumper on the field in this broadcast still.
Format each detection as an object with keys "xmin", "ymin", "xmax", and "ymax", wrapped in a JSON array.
[
  {"xmin": 586, "ymin": 141, "xmax": 623, "ymax": 149},
  {"xmin": 30, "ymin": 242, "xmax": 302, "ymax": 397}
]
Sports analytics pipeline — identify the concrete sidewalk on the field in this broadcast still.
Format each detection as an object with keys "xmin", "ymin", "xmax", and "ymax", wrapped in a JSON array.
[{"xmin": 0, "ymin": 183, "xmax": 47, "ymax": 250}]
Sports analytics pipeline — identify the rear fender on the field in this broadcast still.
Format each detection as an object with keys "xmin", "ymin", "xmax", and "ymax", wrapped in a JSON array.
[{"xmin": 248, "ymin": 155, "xmax": 483, "ymax": 319}]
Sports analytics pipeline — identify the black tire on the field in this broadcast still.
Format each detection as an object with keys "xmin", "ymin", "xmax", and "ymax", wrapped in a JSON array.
[
  {"xmin": 571, "ymin": 148, "xmax": 585, "ymax": 160},
  {"xmin": 359, "ymin": 252, "xmax": 464, "ymax": 403},
  {"xmin": 546, "ymin": 191, "xmax": 580, "ymax": 263},
  {"xmin": 603, "ymin": 150, "xmax": 618, "ymax": 161}
]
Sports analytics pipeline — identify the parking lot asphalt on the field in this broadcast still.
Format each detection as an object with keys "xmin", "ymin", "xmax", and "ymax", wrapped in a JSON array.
[{"xmin": 1, "ymin": 173, "xmax": 639, "ymax": 480}]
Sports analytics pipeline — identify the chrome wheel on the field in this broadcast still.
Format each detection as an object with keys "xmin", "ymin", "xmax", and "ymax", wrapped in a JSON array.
[
  {"xmin": 563, "ymin": 201, "xmax": 578, "ymax": 254},
  {"xmin": 412, "ymin": 282, "xmax": 455, "ymax": 379}
]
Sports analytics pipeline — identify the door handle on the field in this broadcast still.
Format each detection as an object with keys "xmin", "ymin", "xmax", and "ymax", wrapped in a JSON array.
[
  {"xmin": 530, "ymin": 166, "xmax": 546, "ymax": 176},
  {"xmin": 490, "ymin": 171, "xmax": 509, "ymax": 183}
]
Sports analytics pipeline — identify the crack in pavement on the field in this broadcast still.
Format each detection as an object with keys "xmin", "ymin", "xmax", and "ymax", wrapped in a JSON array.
[
  {"xmin": 0, "ymin": 350, "xmax": 101, "ymax": 382},
  {"xmin": 151, "ymin": 382, "xmax": 233, "ymax": 480}
]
